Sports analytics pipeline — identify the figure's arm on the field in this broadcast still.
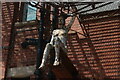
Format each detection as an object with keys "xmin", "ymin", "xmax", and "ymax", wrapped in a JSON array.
[{"xmin": 50, "ymin": 35, "xmax": 54, "ymax": 45}]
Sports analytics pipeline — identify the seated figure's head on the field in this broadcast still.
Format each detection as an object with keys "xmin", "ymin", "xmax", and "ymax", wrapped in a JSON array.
[
  {"xmin": 52, "ymin": 29, "xmax": 67, "ymax": 47},
  {"xmin": 58, "ymin": 16, "xmax": 65, "ymax": 28}
]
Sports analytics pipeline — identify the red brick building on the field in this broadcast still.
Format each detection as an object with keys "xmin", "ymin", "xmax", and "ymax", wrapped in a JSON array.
[{"xmin": 1, "ymin": 2, "xmax": 120, "ymax": 80}]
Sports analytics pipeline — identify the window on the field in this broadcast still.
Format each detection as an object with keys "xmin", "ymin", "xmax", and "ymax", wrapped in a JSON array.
[{"xmin": 23, "ymin": 2, "xmax": 37, "ymax": 21}]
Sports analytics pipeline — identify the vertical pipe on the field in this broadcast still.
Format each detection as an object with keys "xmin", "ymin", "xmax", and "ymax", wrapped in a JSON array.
[
  {"xmin": 51, "ymin": 6, "xmax": 58, "ymax": 31},
  {"xmin": 22, "ymin": 2, "xmax": 28, "ymax": 21},
  {"xmin": 19, "ymin": 2, "xmax": 25, "ymax": 22},
  {"xmin": 36, "ymin": 2, "xmax": 45, "ymax": 69},
  {"xmin": 35, "ymin": 2, "xmax": 45, "ymax": 80}
]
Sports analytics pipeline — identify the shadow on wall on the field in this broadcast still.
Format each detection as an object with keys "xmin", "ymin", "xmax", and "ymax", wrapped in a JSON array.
[{"xmin": 67, "ymin": 32, "xmax": 103, "ymax": 79}]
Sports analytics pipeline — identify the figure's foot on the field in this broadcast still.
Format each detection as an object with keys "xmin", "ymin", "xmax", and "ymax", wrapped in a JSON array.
[
  {"xmin": 53, "ymin": 61, "xmax": 60, "ymax": 66},
  {"xmin": 38, "ymin": 64, "xmax": 45, "ymax": 69}
]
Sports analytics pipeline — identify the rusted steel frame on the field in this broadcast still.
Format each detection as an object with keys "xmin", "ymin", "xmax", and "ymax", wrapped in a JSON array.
[
  {"xmin": 19, "ymin": 2, "xmax": 25, "ymax": 22},
  {"xmin": 4, "ymin": 2, "xmax": 19, "ymax": 80},
  {"xmin": 81, "ymin": 23, "xmax": 106, "ymax": 80},
  {"xmin": 29, "ymin": 2, "xmax": 40, "ymax": 9},
  {"xmin": 75, "ymin": 33, "xmax": 101, "ymax": 79},
  {"xmin": 65, "ymin": 6, "xmax": 76, "ymax": 32},
  {"xmin": 79, "ymin": 2, "xmax": 113, "ymax": 14},
  {"xmin": 72, "ymin": 4, "xmax": 91, "ymax": 14},
  {"xmin": 76, "ymin": 16, "xmax": 87, "ymax": 37}
]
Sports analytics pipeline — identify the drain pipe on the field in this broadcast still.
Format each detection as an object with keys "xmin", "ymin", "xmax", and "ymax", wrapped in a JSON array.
[{"xmin": 35, "ymin": 2, "xmax": 45, "ymax": 80}]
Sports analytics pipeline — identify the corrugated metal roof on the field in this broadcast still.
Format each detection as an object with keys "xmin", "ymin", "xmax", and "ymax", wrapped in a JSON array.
[{"xmin": 77, "ymin": 2, "xmax": 119, "ymax": 14}]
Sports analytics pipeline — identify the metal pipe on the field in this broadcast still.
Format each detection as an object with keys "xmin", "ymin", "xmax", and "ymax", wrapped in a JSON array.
[
  {"xmin": 35, "ymin": 2, "xmax": 45, "ymax": 80},
  {"xmin": 51, "ymin": 6, "xmax": 58, "ymax": 31},
  {"xmin": 36, "ymin": 2, "xmax": 45, "ymax": 68}
]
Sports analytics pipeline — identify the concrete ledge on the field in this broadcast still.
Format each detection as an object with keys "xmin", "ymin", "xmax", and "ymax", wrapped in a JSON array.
[{"xmin": 7, "ymin": 65, "xmax": 36, "ymax": 78}]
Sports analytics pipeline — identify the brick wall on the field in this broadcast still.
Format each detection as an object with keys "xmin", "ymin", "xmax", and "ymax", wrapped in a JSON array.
[
  {"xmin": 2, "ymin": 2, "xmax": 15, "ymax": 79},
  {"xmin": 67, "ymin": 9, "xmax": 120, "ymax": 79},
  {"xmin": 2, "ymin": 2, "xmax": 120, "ymax": 80}
]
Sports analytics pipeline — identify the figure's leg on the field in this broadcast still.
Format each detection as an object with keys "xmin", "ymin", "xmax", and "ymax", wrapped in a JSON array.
[
  {"xmin": 59, "ymin": 42, "xmax": 67, "ymax": 53},
  {"xmin": 39, "ymin": 43, "xmax": 53, "ymax": 68},
  {"xmin": 53, "ymin": 41, "xmax": 60, "ymax": 66}
]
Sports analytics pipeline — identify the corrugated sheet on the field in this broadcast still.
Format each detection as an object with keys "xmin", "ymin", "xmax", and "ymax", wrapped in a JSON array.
[{"xmin": 77, "ymin": 2, "xmax": 119, "ymax": 14}]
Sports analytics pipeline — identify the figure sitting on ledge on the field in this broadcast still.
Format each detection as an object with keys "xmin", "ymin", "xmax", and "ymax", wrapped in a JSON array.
[
  {"xmin": 39, "ymin": 12, "xmax": 75, "ymax": 69},
  {"xmin": 39, "ymin": 29, "xmax": 68, "ymax": 69}
]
